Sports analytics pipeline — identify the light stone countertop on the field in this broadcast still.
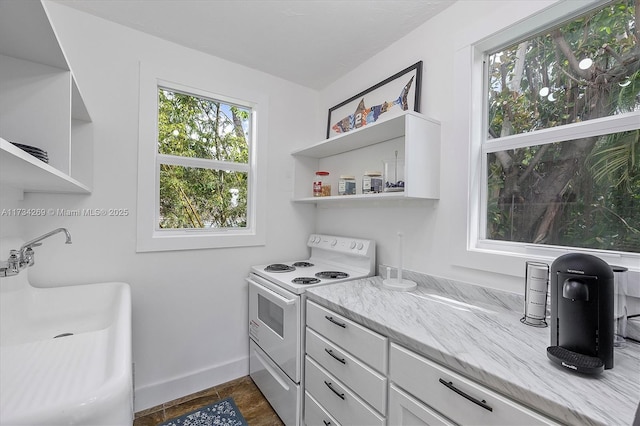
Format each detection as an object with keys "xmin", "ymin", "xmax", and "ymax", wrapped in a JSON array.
[{"xmin": 305, "ymin": 270, "xmax": 640, "ymax": 426}]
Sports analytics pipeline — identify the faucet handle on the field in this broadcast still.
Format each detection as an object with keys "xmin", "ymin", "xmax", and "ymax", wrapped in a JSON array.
[
  {"xmin": 8, "ymin": 250, "xmax": 20, "ymax": 273},
  {"xmin": 23, "ymin": 247, "xmax": 35, "ymax": 267}
]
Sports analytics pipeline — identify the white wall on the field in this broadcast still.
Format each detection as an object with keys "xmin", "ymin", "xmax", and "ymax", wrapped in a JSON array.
[
  {"xmin": 3, "ymin": 1, "xmax": 317, "ymax": 411},
  {"xmin": 316, "ymin": 0, "xmax": 561, "ymax": 291}
]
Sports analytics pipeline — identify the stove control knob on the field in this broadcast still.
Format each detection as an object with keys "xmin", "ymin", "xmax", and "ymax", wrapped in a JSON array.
[
  {"xmin": 313, "ymin": 236, "xmax": 321, "ymax": 244},
  {"xmin": 357, "ymin": 242, "xmax": 364, "ymax": 250},
  {"xmin": 331, "ymin": 239, "xmax": 337, "ymax": 246},
  {"xmin": 350, "ymin": 241, "xmax": 356, "ymax": 249}
]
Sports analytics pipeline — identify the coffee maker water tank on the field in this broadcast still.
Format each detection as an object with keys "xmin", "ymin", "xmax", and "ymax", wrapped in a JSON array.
[{"xmin": 547, "ymin": 253, "xmax": 614, "ymax": 374}]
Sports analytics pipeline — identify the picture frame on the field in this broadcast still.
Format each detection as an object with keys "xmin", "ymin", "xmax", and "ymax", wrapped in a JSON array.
[{"xmin": 326, "ymin": 61, "xmax": 422, "ymax": 139}]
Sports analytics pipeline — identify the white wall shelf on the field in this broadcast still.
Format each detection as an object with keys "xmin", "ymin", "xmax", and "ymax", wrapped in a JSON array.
[
  {"xmin": 294, "ymin": 192, "xmax": 416, "ymax": 203},
  {"xmin": 0, "ymin": 0, "xmax": 92, "ymax": 196},
  {"xmin": 292, "ymin": 111, "xmax": 440, "ymax": 203},
  {"xmin": 0, "ymin": 138, "xmax": 90, "ymax": 194}
]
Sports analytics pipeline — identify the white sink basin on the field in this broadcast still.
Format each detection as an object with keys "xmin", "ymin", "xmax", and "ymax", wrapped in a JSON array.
[{"xmin": 0, "ymin": 274, "xmax": 133, "ymax": 425}]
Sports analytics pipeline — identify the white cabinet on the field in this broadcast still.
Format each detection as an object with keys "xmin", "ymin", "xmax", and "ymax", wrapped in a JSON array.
[
  {"xmin": 389, "ymin": 343, "xmax": 560, "ymax": 426},
  {"xmin": 388, "ymin": 383, "xmax": 454, "ymax": 426},
  {"xmin": 305, "ymin": 391, "xmax": 341, "ymax": 426},
  {"xmin": 306, "ymin": 328, "xmax": 387, "ymax": 413},
  {"xmin": 304, "ymin": 300, "xmax": 388, "ymax": 426},
  {"xmin": 304, "ymin": 301, "xmax": 563, "ymax": 426},
  {"xmin": 306, "ymin": 300, "xmax": 387, "ymax": 372},
  {"xmin": 305, "ymin": 356, "xmax": 385, "ymax": 426},
  {"xmin": 292, "ymin": 112, "xmax": 440, "ymax": 203},
  {"xmin": 0, "ymin": 0, "xmax": 92, "ymax": 195}
]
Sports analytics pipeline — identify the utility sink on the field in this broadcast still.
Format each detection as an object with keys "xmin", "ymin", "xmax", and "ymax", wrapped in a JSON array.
[{"xmin": 0, "ymin": 271, "xmax": 133, "ymax": 425}]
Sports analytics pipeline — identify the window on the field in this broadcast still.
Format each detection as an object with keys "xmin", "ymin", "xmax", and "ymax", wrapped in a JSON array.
[
  {"xmin": 137, "ymin": 62, "xmax": 266, "ymax": 252},
  {"xmin": 481, "ymin": 0, "xmax": 639, "ymax": 256},
  {"xmin": 157, "ymin": 88, "xmax": 250, "ymax": 230}
]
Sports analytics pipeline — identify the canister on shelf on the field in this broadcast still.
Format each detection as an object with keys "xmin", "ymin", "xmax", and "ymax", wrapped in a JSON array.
[
  {"xmin": 363, "ymin": 171, "xmax": 383, "ymax": 193},
  {"xmin": 313, "ymin": 171, "xmax": 329, "ymax": 197},
  {"xmin": 338, "ymin": 175, "xmax": 356, "ymax": 195}
]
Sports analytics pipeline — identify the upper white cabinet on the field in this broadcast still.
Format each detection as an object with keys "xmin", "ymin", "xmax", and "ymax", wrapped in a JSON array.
[
  {"xmin": 291, "ymin": 111, "xmax": 440, "ymax": 203},
  {"xmin": 0, "ymin": 0, "xmax": 92, "ymax": 195}
]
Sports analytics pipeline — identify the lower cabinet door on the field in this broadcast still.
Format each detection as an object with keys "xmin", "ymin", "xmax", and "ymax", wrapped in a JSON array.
[
  {"xmin": 390, "ymin": 344, "xmax": 559, "ymax": 425},
  {"xmin": 305, "ymin": 356, "xmax": 384, "ymax": 426},
  {"xmin": 388, "ymin": 383, "xmax": 454, "ymax": 426},
  {"xmin": 305, "ymin": 391, "xmax": 341, "ymax": 426}
]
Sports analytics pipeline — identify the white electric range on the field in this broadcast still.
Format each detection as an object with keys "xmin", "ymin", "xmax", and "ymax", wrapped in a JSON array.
[{"xmin": 247, "ymin": 234, "xmax": 376, "ymax": 425}]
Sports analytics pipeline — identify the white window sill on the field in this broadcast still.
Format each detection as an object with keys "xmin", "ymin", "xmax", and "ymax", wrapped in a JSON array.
[{"xmin": 136, "ymin": 229, "xmax": 265, "ymax": 252}]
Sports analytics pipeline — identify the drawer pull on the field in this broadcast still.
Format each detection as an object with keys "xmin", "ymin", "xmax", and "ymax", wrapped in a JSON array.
[
  {"xmin": 324, "ymin": 315, "xmax": 346, "ymax": 328},
  {"xmin": 325, "ymin": 348, "xmax": 346, "ymax": 364},
  {"xmin": 324, "ymin": 380, "xmax": 345, "ymax": 400},
  {"xmin": 439, "ymin": 378, "xmax": 493, "ymax": 412}
]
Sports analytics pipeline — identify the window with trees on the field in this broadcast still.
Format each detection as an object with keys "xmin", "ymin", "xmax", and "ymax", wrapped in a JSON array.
[
  {"xmin": 157, "ymin": 88, "xmax": 250, "ymax": 230},
  {"xmin": 137, "ymin": 62, "xmax": 266, "ymax": 252},
  {"xmin": 483, "ymin": 0, "xmax": 639, "ymax": 254}
]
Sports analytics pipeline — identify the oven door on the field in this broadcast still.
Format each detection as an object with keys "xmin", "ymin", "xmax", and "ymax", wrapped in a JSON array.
[{"xmin": 248, "ymin": 274, "xmax": 301, "ymax": 383}]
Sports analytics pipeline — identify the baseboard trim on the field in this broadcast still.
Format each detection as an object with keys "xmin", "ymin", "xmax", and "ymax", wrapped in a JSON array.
[{"xmin": 134, "ymin": 355, "xmax": 249, "ymax": 412}]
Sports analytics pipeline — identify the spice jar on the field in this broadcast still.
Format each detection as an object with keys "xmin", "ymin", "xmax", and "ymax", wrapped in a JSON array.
[
  {"xmin": 362, "ymin": 171, "xmax": 383, "ymax": 193},
  {"xmin": 313, "ymin": 171, "xmax": 329, "ymax": 197},
  {"xmin": 338, "ymin": 175, "xmax": 356, "ymax": 195}
]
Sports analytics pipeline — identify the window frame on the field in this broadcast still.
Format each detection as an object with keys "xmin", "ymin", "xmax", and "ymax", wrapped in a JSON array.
[
  {"xmin": 137, "ymin": 61, "xmax": 267, "ymax": 252},
  {"xmin": 467, "ymin": 0, "xmax": 639, "ymax": 272}
]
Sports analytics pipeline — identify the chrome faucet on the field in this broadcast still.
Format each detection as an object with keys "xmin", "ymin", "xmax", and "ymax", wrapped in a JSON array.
[{"xmin": 0, "ymin": 228, "xmax": 72, "ymax": 277}]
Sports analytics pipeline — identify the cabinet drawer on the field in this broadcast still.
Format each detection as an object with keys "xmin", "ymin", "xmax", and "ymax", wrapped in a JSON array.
[
  {"xmin": 306, "ymin": 327, "xmax": 387, "ymax": 414},
  {"xmin": 305, "ymin": 391, "xmax": 341, "ymax": 426},
  {"xmin": 306, "ymin": 300, "xmax": 387, "ymax": 372},
  {"xmin": 388, "ymin": 383, "xmax": 454, "ymax": 426},
  {"xmin": 390, "ymin": 344, "xmax": 559, "ymax": 425},
  {"xmin": 305, "ymin": 356, "xmax": 385, "ymax": 426}
]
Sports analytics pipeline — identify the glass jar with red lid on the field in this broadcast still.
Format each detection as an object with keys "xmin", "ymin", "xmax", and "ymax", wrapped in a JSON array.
[{"xmin": 313, "ymin": 171, "xmax": 330, "ymax": 197}]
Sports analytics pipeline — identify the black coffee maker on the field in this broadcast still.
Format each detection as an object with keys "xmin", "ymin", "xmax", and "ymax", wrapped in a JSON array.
[{"xmin": 547, "ymin": 253, "xmax": 614, "ymax": 374}]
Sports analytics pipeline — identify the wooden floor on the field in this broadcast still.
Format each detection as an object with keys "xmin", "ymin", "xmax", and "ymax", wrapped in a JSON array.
[{"xmin": 133, "ymin": 376, "xmax": 284, "ymax": 426}]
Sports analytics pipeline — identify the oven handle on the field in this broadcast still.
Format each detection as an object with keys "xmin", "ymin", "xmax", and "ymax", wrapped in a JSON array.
[{"xmin": 248, "ymin": 278, "xmax": 296, "ymax": 306}]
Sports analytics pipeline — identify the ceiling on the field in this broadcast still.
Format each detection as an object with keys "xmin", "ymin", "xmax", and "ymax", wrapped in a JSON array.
[{"xmin": 51, "ymin": 0, "xmax": 454, "ymax": 89}]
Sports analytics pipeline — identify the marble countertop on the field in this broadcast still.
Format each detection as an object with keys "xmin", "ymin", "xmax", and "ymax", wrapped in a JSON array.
[{"xmin": 305, "ymin": 271, "xmax": 640, "ymax": 426}]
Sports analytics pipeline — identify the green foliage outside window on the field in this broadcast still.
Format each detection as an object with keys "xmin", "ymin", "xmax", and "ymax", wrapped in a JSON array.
[
  {"xmin": 157, "ymin": 88, "xmax": 250, "ymax": 229},
  {"xmin": 486, "ymin": 0, "xmax": 640, "ymax": 253}
]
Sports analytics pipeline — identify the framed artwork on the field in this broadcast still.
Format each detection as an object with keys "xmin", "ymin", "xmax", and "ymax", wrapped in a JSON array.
[{"xmin": 326, "ymin": 61, "xmax": 422, "ymax": 139}]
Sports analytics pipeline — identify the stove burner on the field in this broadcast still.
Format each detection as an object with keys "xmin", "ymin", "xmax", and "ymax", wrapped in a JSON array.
[
  {"xmin": 292, "ymin": 277, "xmax": 321, "ymax": 285},
  {"xmin": 315, "ymin": 271, "xmax": 349, "ymax": 279},
  {"xmin": 265, "ymin": 263, "xmax": 295, "ymax": 273},
  {"xmin": 292, "ymin": 261, "xmax": 314, "ymax": 268}
]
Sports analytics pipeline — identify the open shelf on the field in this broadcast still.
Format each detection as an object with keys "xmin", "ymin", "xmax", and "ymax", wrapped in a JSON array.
[
  {"xmin": 291, "ymin": 113, "xmax": 422, "ymax": 158},
  {"xmin": 294, "ymin": 192, "xmax": 418, "ymax": 203},
  {"xmin": 292, "ymin": 111, "xmax": 440, "ymax": 203},
  {"xmin": 0, "ymin": 138, "xmax": 90, "ymax": 194},
  {"xmin": 0, "ymin": 1, "xmax": 92, "ymax": 196}
]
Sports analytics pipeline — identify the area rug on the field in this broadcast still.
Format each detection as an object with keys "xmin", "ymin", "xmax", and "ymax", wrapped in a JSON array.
[{"xmin": 159, "ymin": 397, "xmax": 249, "ymax": 426}]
